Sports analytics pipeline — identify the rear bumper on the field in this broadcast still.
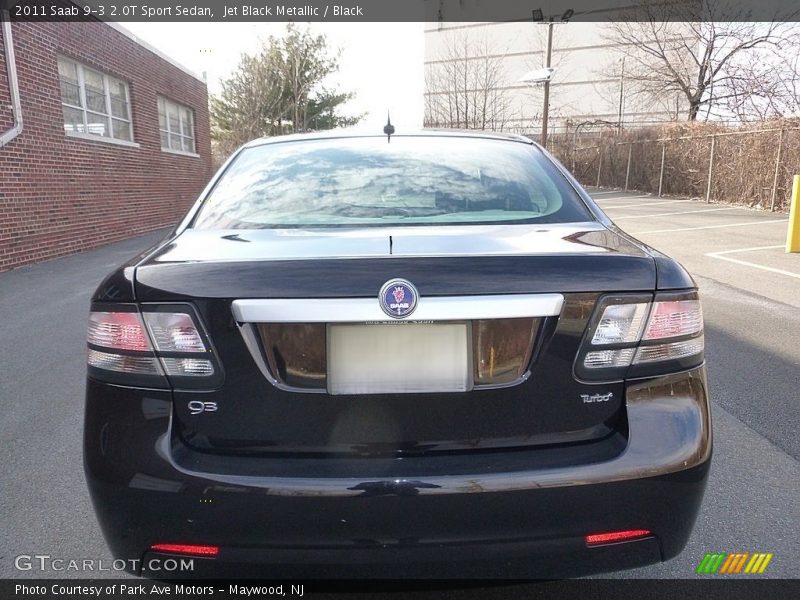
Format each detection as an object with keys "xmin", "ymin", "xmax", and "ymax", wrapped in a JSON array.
[{"xmin": 84, "ymin": 367, "xmax": 711, "ymax": 579}]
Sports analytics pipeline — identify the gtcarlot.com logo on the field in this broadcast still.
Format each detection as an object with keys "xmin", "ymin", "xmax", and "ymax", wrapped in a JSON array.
[
  {"xmin": 696, "ymin": 551, "xmax": 773, "ymax": 574},
  {"xmin": 14, "ymin": 554, "xmax": 194, "ymax": 572}
]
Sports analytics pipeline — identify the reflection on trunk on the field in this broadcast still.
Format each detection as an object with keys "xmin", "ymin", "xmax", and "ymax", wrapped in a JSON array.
[
  {"xmin": 258, "ymin": 323, "xmax": 327, "ymax": 389},
  {"xmin": 472, "ymin": 318, "xmax": 540, "ymax": 385}
]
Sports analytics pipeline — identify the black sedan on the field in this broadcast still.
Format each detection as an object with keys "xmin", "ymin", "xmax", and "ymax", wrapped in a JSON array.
[{"xmin": 84, "ymin": 130, "xmax": 711, "ymax": 579}]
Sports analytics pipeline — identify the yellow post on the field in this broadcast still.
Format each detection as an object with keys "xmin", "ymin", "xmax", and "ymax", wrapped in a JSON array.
[{"xmin": 788, "ymin": 175, "xmax": 800, "ymax": 253}]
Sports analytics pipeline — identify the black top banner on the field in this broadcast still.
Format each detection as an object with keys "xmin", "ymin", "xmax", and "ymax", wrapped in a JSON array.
[{"xmin": 5, "ymin": 0, "xmax": 800, "ymax": 22}]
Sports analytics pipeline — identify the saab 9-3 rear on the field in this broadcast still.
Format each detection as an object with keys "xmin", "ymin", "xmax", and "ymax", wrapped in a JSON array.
[{"xmin": 84, "ymin": 131, "xmax": 711, "ymax": 579}]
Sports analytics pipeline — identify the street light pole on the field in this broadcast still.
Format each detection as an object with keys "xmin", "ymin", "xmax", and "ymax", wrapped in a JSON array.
[
  {"xmin": 617, "ymin": 57, "xmax": 625, "ymax": 133},
  {"xmin": 531, "ymin": 8, "xmax": 572, "ymax": 148},
  {"xmin": 541, "ymin": 20, "xmax": 554, "ymax": 148}
]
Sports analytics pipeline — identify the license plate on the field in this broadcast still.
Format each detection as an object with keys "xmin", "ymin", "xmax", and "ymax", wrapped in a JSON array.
[{"xmin": 327, "ymin": 322, "xmax": 470, "ymax": 395}]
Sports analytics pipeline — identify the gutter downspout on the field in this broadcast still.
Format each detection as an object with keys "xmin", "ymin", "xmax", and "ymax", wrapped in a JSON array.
[{"xmin": 0, "ymin": 9, "xmax": 23, "ymax": 147}]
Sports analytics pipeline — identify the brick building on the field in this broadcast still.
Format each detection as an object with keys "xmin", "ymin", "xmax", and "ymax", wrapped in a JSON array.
[{"xmin": 0, "ymin": 7, "xmax": 213, "ymax": 271}]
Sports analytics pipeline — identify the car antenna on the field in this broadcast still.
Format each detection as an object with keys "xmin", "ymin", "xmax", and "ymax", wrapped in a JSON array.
[{"xmin": 383, "ymin": 112, "xmax": 395, "ymax": 143}]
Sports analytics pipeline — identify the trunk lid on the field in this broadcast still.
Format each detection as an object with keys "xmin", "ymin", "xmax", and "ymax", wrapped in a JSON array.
[{"xmin": 135, "ymin": 224, "xmax": 654, "ymax": 456}]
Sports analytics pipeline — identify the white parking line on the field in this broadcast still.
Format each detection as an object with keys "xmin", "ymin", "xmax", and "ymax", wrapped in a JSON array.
[
  {"xmin": 613, "ymin": 207, "xmax": 739, "ymax": 220},
  {"xmin": 593, "ymin": 195, "xmax": 654, "ymax": 203},
  {"xmin": 590, "ymin": 190, "xmax": 629, "ymax": 195},
  {"xmin": 710, "ymin": 244, "xmax": 786, "ymax": 255},
  {"xmin": 630, "ymin": 219, "xmax": 788, "ymax": 235},
  {"xmin": 601, "ymin": 199, "xmax": 697, "ymax": 210},
  {"xmin": 705, "ymin": 245, "xmax": 800, "ymax": 279}
]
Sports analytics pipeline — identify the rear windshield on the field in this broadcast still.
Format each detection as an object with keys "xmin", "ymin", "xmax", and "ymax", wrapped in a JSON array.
[{"xmin": 191, "ymin": 136, "xmax": 593, "ymax": 229}]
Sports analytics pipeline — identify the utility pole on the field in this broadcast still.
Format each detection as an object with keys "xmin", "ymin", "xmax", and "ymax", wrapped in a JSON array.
[
  {"xmin": 541, "ymin": 20, "xmax": 554, "ymax": 148},
  {"xmin": 617, "ymin": 57, "xmax": 625, "ymax": 133},
  {"xmin": 531, "ymin": 8, "xmax": 572, "ymax": 149}
]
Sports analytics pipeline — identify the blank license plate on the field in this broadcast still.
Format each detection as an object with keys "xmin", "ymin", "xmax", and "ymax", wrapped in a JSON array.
[{"xmin": 327, "ymin": 323, "xmax": 470, "ymax": 395}]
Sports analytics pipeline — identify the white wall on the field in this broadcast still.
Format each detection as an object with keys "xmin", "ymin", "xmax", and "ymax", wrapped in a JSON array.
[{"xmin": 424, "ymin": 20, "xmax": 690, "ymax": 133}]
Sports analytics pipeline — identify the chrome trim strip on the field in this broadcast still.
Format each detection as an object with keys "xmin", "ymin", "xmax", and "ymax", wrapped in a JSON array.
[{"xmin": 232, "ymin": 294, "xmax": 564, "ymax": 323}]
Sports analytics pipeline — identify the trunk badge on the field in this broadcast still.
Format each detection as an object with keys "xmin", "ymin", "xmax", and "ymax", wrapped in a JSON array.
[
  {"xmin": 379, "ymin": 279, "xmax": 418, "ymax": 318},
  {"xmin": 581, "ymin": 392, "xmax": 613, "ymax": 404}
]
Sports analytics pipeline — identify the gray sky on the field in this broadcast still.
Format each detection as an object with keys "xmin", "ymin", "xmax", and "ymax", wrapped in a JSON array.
[{"xmin": 122, "ymin": 22, "xmax": 425, "ymax": 130}]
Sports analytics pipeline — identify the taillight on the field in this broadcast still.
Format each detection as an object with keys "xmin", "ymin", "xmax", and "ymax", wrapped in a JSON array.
[
  {"xmin": 88, "ymin": 311, "xmax": 152, "ymax": 351},
  {"xmin": 142, "ymin": 312, "xmax": 207, "ymax": 352},
  {"xmin": 575, "ymin": 291, "xmax": 703, "ymax": 381},
  {"xmin": 150, "ymin": 543, "xmax": 220, "ymax": 557},
  {"xmin": 585, "ymin": 529, "xmax": 652, "ymax": 546},
  {"xmin": 87, "ymin": 306, "xmax": 165, "ymax": 387},
  {"xmin": 86, "ymin": 349, "xmax": 162, "ymax": 376},
  {"xmin": 634, "ymin": 336, "xmax": 705, "ymax": 364},
  {"xmin": 87, "ymin": 303, "xmax": 221, "ymax": 388},
  {"xmin": 590, "ymin": 303, "xmax": 649, "ymax": 345},
  {"xmin": 642, "ymin": 299, "xmax": 703, "ymax": 340},
  {"xmin": 142, "ymin": 310, "xmax": 216, "ymax": 380}
]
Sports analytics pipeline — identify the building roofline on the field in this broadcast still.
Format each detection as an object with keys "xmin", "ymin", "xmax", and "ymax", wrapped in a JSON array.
[
  {"xmin": 105, "ymin": 22, "xmax": 206, "ymax": 84},
  {"xmin": 68, "ymin": 2, "xmax": 206, "ymax": 85}
]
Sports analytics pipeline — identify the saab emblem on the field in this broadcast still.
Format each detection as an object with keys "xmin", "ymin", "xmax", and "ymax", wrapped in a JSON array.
[{"xmin": 379, "ymin": 279, "xmax": 418, "ymax": 318}]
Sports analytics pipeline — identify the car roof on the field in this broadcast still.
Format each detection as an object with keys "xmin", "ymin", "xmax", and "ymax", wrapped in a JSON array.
[{"xmin": 243, "ymin": 128, "xmax": 536, "ymax": 149}]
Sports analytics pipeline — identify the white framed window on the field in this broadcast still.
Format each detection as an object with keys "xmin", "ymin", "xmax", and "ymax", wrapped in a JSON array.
[
  {"xmin": 57, "ymin": 56, "xmax": 133, "ymax": 142},
  {"xmin": 158, "ymin": 97, "xmax": 196, "ymax": 154}
]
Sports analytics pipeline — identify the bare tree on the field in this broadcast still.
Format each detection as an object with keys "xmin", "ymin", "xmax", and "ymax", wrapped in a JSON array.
[
  {"xmin": 424, "ymin": 32, "xmax": 517, "ymax": 130},
  {"xmin": 719, "ymin": 40, "xmax": 800, "ymax": 120},
  {"xmin": 604, "ymin": 0, "xmax": 800, "ymax": 122}
]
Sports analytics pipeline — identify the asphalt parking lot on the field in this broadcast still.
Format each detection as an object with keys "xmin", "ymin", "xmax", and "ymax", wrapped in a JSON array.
[
  {"xmin": 587, "ymin": 189, "xmax": 800, "ymax": 579},
  {"xmin": 591, "ymin": 189, "xmax": 798, "ymax": 307},
  {"xmin": 0, "ymin": 190, "xmax": 798, "ymax": 587}
]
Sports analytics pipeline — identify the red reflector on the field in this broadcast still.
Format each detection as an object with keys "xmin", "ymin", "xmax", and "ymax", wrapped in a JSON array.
[
  {"xmin": 150, "ymin": 543, "xmax": 219, "ymax": 556},
  {"xmin": 585, "ymin": 529, "xmax": 652, "ymax": 546}
]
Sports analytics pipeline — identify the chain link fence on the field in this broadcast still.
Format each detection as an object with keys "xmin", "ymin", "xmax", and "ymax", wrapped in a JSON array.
[{"xmin": 547, "ymin": 121, "xmax": 800, "ymax": 212}]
